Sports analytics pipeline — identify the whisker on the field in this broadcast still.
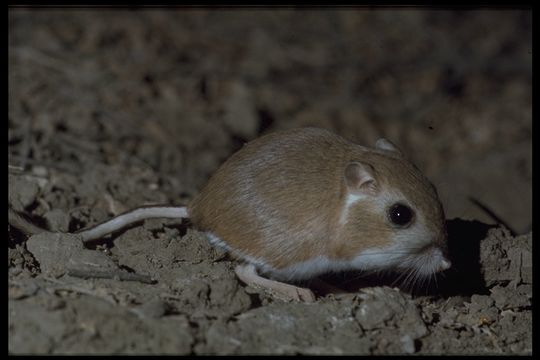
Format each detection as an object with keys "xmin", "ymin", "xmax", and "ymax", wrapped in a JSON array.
[
  {"xmin": 391, "ymin": 267, "xmax": 409, "ymax": 288},
  {"xmin": 423, "ymin": 271, "xmax": 432, "ymax": 293},
  {"xmin": 419, "ymin": 268, "xmax": 429, "ymax": 293},
  {"xmin": 432, "ymin": 270, "xmax": 438, "ymax": 290},
  {"xmin": 334, "ymin": 268, "xmax": 381, "ymax": 286},
  {"xmin": 413, "ymin": 269, "xmax": 422, "ymax": 294},
  {"xmin": 405, "ymin": 256, "xmax": 425, "ymax": 293},
  {"xmin": 410, "ymin": 267, "xmax": 422, "ymax": 295},
  {"xmin": 400, "ymin": 267, "xmax": 417, "ymax": 291}
]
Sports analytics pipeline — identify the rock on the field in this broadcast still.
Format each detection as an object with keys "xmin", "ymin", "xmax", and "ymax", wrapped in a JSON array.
[
  {"xmin": 26, "ymin": 232, "xmax": 117, "ymax": 277},
  {"xmin": 9, "ymin": 175, "xmax": 40, "ymax": 211},
  {"xmin": 490, "ymin": 285, "xmax": 531, "ymax": 311},
  {"xmin": 480, "ymin": 228, "xmax": 532, "ymax": 287},
  {"xmin": 355, "ymin": 287, "xmax": 427, "ymax": 340},
  {"xmin": 133, "ymin": 298, "xmax": 168, "ymax": 319},
  {"xmin": 8, "ymin": 280, "xmax": 39, "ymax": 300},
  {"xmin": 43, "ymin": 209, "xmax": 71, "ymax": 232},
  {"xmin": 400, "ymin": 334, "xmax": 416, "ymax": 354}
]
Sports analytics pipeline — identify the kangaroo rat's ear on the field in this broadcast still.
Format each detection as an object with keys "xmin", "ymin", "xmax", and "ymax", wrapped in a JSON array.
[
  {"xmin": 375, "ymin": 138, "xmax": 402, "ymax": 155},
  {"xmin": 344, "ymin": 162, "xmax": 378, "ymax": 195}
]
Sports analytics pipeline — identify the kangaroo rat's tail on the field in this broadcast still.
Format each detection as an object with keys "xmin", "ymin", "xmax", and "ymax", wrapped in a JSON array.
[
  {"xmin": 76, "ymin": 206, "xmax": 188, "ymax": 242},
  {"xmin": 9, "ymin": 206, "xmax": 189, "ymax": 243}
]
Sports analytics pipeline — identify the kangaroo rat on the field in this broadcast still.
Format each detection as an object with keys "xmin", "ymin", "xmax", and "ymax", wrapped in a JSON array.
[{"xmin": 9, "ymin": 127, "xmax": 451, "ymax": 302}]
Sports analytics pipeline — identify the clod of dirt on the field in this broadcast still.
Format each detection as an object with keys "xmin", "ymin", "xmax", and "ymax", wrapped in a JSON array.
[
  {"xmin": 9, "ymin": 279, "xmax": 39, "ymax": 300},
  {"xmin": 9, "ymin": 294, "xmax": 194, "ymax": 354},
  {"xmin": 111, "ymin": 226, "xmax": 226, "ymax": 274},
  {"xmin": 490, "ymin": 284, "xmax": 531, "ymax": 311},
  {"xmin": 26, "ymin": 232, "xmax": 117, "ymax": 277},
  {"xmin": 132, "ymin": 297, "xmax": 169, "ymax": 319},
  {"xmin": 199, "ymin": 300, "xmax": 369, "ymax": 355},
  {"xmin": 460, "ymin": 294, "xmax": 499, "ymax": 327},
  {"xmin": 8, "ymin": 243, "xmax": 39, "ymax": 274},
  {"xmin": 156, "ymin": 228, "xmax": 227, "ymax": 264},
  {"xmin": 43, "ymin": 209, "xmax": 71, "ymax": 232},
  {"xmin": 355, "ymin": 287, "xmax": 427, "ymax": 354},
  {"xmin": 168, "ymin": 263, "xmax": 253, "ymax": 318},
  {"xmin": 9, "ymin": 298, "xmax": 65, "ymax": 354},
  {"xmin": 8, "ymin": 174, "xmax": 40, "ymax": 211},
  {"xmin": 479, "ymin": 228, "xmax": 532, "ymax": 286}
]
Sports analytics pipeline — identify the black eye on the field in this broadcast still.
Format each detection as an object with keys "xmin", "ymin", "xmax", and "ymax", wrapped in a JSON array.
[{"xmin": 388, "ymin": 203, "xmax": 414, "ymax": 227}]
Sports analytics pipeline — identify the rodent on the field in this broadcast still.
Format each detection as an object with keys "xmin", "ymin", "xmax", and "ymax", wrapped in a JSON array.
[{"xmin": 9, "ymin": 127, "xmax": 451, "ymax": 300}]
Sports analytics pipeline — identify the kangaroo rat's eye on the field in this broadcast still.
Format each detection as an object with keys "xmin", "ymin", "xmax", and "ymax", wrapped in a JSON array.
[{"xmin": 388, "ymin": 203, "xmax": 414, "ymax": 227}]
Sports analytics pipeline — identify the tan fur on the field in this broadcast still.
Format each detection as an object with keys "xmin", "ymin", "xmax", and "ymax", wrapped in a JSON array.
[
  {"xmin": 332, "ymin": 199, "xmax": 394, "ymax": 260},
  {"xmin": 334, "ymin": 152, "xmax": 446, "ymax": 260},
  {"xmin": 188, "ymin": 127, "xmax": 446, "ymax": 270},
  {"xmin": 375, "ymin": 154, "xmax": 446, "ymax": 247}
]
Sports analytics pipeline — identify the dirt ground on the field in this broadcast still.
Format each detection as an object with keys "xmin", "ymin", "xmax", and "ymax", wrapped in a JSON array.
[{"xmin": 8, "ymin": 8, "xmax": 532, "ymax": 355}]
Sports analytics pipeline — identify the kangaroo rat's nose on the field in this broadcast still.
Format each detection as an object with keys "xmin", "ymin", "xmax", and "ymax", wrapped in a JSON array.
[{"xmin": 439, "ymin": 258, "xmax": 451, "ymax": 271}]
